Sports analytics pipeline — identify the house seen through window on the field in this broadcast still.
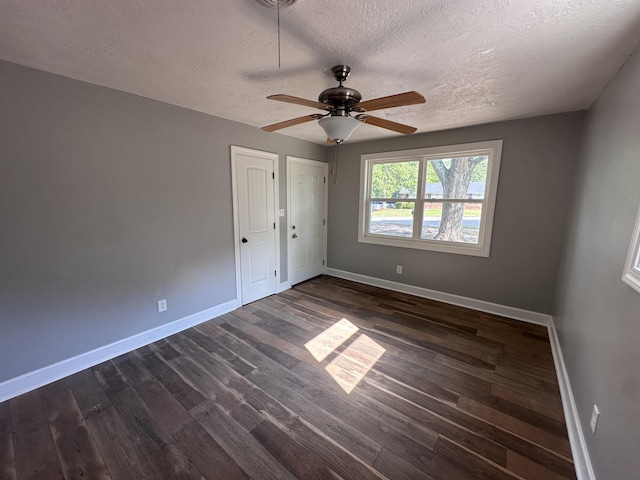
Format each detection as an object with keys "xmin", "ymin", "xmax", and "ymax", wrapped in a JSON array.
[{"xmin": 358, "ymin": 140, "xmax": 503, "ymax": 256}]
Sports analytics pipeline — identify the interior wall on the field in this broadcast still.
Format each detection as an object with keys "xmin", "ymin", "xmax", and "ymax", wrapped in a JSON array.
[
  {"xmin": 327, "ymin": 112, "xmax": 585, "ymax": 314},
  {"xmin": 553, "ymin": 47, "xmax": 640, "ymax": 479},
  {"xmin": 0, "ymin": 60, "xmax": 327, "ymax": 383}
]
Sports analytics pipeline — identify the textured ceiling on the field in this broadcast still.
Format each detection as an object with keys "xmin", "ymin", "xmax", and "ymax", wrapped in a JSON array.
[{"xmin": 1, "ymin": 0, "xmax": 640, "ymax": 144}]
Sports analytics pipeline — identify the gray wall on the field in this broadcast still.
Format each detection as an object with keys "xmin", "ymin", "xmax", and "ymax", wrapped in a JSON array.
[
  {"xmin": 328, "ymin": 112, "xmax": 585, "ymax": 313},
  {"xmin": 0, "ymin": 60, "xmax": 327, "ymax": 383},
  {"xmin": 553, "ymin": 47, "xmax": 640, "ymax": 479}
]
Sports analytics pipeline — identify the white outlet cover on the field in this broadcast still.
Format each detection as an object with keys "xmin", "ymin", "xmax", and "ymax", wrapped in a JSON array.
[
  {"xmin": 590, "ymin": 405, "xmax": 600, "ymax": 433},
  {"xmin": 158, "ymin": 299, "xmax": 167, "ymax": 312},
  {"xmin": 279, "ymin": 209, "xmax": 285, "ymax": 217}
]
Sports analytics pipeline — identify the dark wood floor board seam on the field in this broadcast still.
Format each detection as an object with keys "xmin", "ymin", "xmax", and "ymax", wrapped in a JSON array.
[
  {"xmin": 222, "ymin": 314, "xmax": 321, "ymax": 367},
  {"xmin": 435, "ymin": 353, "xmax": 548, "ymax": 394},
  {"xmin": 250, "ymin": 419, "xmax": 346, "ymax": 480},
  {"xmin": 483, "ymin": 427, "xmax": 577, "ymax": 477},
  {"xmin": 0, "ymin": 400, "xmax": 17, "ymax": 480},
  {"xmin": 112, "ymin": 353, "xmax": 193, "ymax": 435},
  {"xmin": 215, "ymin": 329, "xmax": 309, "ymax": 392},
  {"xmin": 360, "ymin": 375, "xmax": 508, "ymax": 467},
  {"xmin": 40, "ymin": 388, "xmax": 111, "ymax": 479},
  {"xmin": 92, "ymin": 361, "xmax": 205, "ymax": 479},
  {"xmin": 68, "ymin": 368, "xmax": 157, "ymax": 480},
  {"xmin": 178, "ymin": 328, "xmax": 258, "ymax": 375},
  {"xmin": 190, "ymin": 399, "xmax": 297, "ymax": 480},
  {"xmin": 10, "ymin": 390, "xmax": 65, "ymax": 479},
  {"xmin": 173, "ymin": 419, "xmax": 251, "ymax": 480},
  {"xmin": 134, "ymin": 346, "xmax": 208, "ymax": 411},
  {"xmin": 243, "ymin": 366, "xmax": 385, "ymax": 465},
  {"xmin": 245, "ymin": 389, "xmax": 388, "ymax": 480},
  {"xmin": 434, "ymin": 435, "xmax": 526, "ymax": 480},
  {"xmin": 366, "ymin": 367, "xmax": 573, "ymax": 477},
  {"xmin": 374, "ymin": 324, "xmax": 497, "ymax": 371}
]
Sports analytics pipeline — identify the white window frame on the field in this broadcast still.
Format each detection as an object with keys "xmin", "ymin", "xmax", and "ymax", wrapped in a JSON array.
[
  {"xmin": 622, "ymin": 203, "xmax": 640, "ymax": 293},
  {"xmin": 358, "ymin": 140, "xmax": 503, "ymax": 257}
]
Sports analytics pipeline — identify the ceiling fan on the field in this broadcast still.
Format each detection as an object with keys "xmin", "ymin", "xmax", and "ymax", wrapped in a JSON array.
[{"xmin": 261, "ymin": 65, "xmax": 426, "ymax": 143}]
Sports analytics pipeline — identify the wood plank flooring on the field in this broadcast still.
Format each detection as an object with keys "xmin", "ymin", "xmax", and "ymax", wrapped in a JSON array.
[{"xmin": 0, "ymin": 276, "xmax": 577, "ymax": 479}]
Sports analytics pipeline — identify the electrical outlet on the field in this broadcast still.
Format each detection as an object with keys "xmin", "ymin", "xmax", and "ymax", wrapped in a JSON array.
[
  {"xmin": 279, "ymin": 209, "xmax": 285, "ymax": 217},
  {"xmin": 157, "ymin": 299, "xmax": 167, "ymax": 312},
  {"xmin": 396, "ymin": 265, "xmax": 403, "ymax": 274},
  {"xmin": 590, "ymin": 404, "xmax": 600, "ymax": 433}
]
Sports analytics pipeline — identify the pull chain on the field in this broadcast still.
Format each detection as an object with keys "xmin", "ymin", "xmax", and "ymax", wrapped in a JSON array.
[
  {"xmin": 277, "ymin": 0, "xmax": 281, "ymax": 68},
  {"xmin": 331, "ymin": 140, "xmax": 342, "ymax": 183}
]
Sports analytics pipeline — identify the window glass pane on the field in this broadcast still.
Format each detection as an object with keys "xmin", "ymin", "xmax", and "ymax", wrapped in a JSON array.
[
  {"xmin": 371, "ymin": 161, "xmax": 419, "ymax": 199},
  {"xmin": 424, "ymin": 156, "xmax": 488, "ymax": 200},
  {"xmin": 421, "ymin": 202, "xmax": 482, "ymax": 244},
  {"xmin": 369, "ymin": 201, "xmax": 415, "ymax": 237}
]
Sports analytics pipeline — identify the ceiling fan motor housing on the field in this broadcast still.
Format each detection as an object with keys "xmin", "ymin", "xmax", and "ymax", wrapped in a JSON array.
[
  {"xmin": 319, "ymin": 86, "xmax": 362, "ymax": 116},
  {"xmin": 319, "ymin": 65, "xmax": 362, "ymax": 116}
]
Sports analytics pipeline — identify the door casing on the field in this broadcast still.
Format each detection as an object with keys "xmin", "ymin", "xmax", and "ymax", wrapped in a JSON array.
[{"xmin": 231, "ymin": 146, "xmax": 281, "ymax": 305}]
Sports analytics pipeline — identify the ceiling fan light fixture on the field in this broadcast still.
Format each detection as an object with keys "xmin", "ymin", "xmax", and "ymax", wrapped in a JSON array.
[{"xmin": 318, "ymin": 116, "xmax": 360, "ymax": 142}]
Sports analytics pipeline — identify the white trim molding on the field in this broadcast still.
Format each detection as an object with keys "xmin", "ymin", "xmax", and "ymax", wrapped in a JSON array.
[
  {"xmin": 0, "ymin": 299, "xmax": 239, "ymax": 403},
  {"xmin": 326, "ymin": 268, "xmax": 551, "ymax": 326},
  {"xmin": 622, "ymin": 202, "xmax": 640, "ymax": 293},
  {"xmin": 548, "ymin": 318, "xmax": 597, "ymax": 480}
]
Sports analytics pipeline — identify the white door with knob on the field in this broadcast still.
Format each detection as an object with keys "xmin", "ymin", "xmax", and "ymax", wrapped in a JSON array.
[
  {"xmin": 232, "ymin": 146, "xmax": 279, "ymax": 305},
  {"xmin": 288, "ymin": 156, "xmax": 327, "ymax": 286}
]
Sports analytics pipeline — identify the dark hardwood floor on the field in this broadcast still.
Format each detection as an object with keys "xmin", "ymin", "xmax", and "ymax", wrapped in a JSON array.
[{"xmin": 0, "ymin": 276, "xmax": 576, "ymax": 479}]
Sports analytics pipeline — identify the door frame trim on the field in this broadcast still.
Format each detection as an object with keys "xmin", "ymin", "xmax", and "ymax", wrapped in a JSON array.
[
  {"xmin": 286, "ymin": 156, "xmax": 329, "ymax": 286},
  {"xmin": 231, "ymin": 145, "xmax": 281, "ymax": 305}
]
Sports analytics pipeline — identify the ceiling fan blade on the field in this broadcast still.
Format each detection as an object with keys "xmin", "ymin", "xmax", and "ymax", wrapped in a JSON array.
[
  {"xmin": 356, "ymin": 114, "xmax": 417, "ymax": 135},
  {"xmin": 356, "ymin": 91, "xmax": 425, "ymax": 112},
  {"xmin": 267, "ymin": 94, "xmax": 328, "ymax": 110},
  {"xmin": 261, "ymin": 114, "xmax": 321, "ymax": 132}
]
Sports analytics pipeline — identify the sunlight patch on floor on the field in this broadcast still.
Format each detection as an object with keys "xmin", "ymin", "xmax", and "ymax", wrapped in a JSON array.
[
  {"xmin": 325, "ymin": 334, "xmax": 386, "ymax": 394},
  {"xmin": 304, "ymin": 318, "xmax": 359, "ymax": 362}
]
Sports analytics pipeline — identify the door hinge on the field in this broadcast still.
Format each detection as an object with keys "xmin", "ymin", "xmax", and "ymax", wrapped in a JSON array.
[
  {"xmin": 274, "ymin": 270, "xmax": 277, "ymax": 277},
  {"xmin": 274, "ymin": 222, "xmax": 276, "ymax": 230},
  {"xmin": 324, "ymin": 176, "xmax": 326, "ymax": 184},
  {"xmin": 272, "ymin": 172, "xmax": 275, "ymax": 179},
  {"xmin": 323, "ymin": 219, "xmax": 326, "ymax": 226},
  {"xmin": 323, "ymin": 259, "xmax": 325, "ymax": 266}
]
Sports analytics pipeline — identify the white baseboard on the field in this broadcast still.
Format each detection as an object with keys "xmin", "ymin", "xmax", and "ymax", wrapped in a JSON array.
[
  {"xmin": 0, "ymin": 299, "xmax": 239, "ymax": 403},
  {"xmin": 548, "ymin": 317, "xmax": 596, "ymax": 480},
  {"xmin": 325, "ymin": 268, "xmax": 552, "ymax": 326},
  {"xmin": 278, "ymin": 280, "xmax": 292, "ymax": 293}
]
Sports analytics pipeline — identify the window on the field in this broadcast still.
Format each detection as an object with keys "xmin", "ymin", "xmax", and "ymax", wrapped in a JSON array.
[
  {"xmin": 622, "ymin": 204, "xmax": 640, "ymax": 293},
  {"xmin": 358, "ymin": 140, "xmax": 503, "ymax": 256}
]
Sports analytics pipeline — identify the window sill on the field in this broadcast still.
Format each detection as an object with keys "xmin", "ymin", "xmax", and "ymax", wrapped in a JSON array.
[
  {"xmin": 622, "ymin": 270, "xmax": 640, "ymax": 294},
  {"xmin": 358, "ymin": 234, "xmax": 490, "ymax": 257}
]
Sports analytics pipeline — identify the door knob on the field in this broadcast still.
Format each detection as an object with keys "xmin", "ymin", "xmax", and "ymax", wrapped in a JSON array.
[
  {"xmin": 242, "ymin": 237, "xmax": 248, "ymax": 243},
  {"xmin": 292, "ymin": 233, "xmax": 298, "ymax": 239}
]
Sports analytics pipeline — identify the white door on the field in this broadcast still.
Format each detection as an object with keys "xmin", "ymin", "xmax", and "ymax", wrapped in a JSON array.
[
  {"xmin": 232, "ymin": 147, "xmax": 278, "ymax": 305},
  {"xmin": 288, "ymin": 157, "xmax": 327, "ymax": 286}
]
